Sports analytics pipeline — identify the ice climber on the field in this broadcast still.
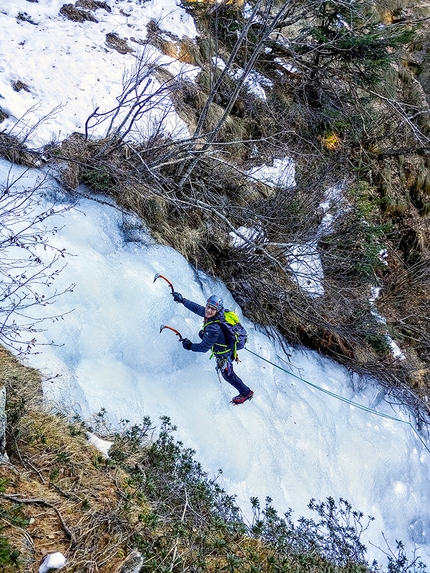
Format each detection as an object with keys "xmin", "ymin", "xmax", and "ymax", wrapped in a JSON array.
[{"xmin": 172, "ymin": 291, "xmax": 254, "ymax": 405}]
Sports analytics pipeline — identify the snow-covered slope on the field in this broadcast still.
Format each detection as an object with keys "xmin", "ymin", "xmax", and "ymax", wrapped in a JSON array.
[
  {"xmin": 2, "ymin": 158, "xmax": 430, "ymax": 567},
  {"xmin": 0, "ymin": 0, "xmax": 198, "ymax": 147},
  {"xmin": 1, "ymin": 0, "xmax": 430, "ymax": 568}
]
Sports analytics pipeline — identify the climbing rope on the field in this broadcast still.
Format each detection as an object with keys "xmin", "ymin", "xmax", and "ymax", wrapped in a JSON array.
[{"xmin": 245, "ymin": 347, "xmax": 430, "ymax": 454}]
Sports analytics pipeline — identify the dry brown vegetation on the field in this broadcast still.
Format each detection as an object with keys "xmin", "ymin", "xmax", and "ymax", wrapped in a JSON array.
[{"xmin": 0, "ymin": 347, "xmax": 154, "ymax": 572}]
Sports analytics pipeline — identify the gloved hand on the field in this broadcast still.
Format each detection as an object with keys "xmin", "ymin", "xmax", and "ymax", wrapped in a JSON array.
[
  {"xmin": 172, "ymin": 292, "xmax": 183, "ymax": 303},
  {"xmin": 182, "ymin": 338, "xmax": 192, "ymax": 350}
]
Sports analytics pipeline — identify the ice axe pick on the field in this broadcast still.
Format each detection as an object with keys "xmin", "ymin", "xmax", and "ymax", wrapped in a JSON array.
[
  {"xmin": 159, "ymin": 325, "xmax": 184, "ymax": 342},
  {"xmin": 153, "ymin": 273, "xmax": 174, "ymax": 294}
]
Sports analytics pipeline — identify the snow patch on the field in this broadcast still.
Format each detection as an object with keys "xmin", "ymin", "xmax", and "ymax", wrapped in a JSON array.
[
  {"xmin": 39, "ymin": 552, "xmax": 66, "ymax": 573},
  {"xmin": 212, "ymin": 56, "xmax": 273, "ymax": 100},
  {"xmin": 229, "ymin": 226, "xmax": 266, "ymax": 248},
  {"xmin": 247, "ymin": 157, "xmax": 296, "ymax": 188},
  {"xmin": 87, "ymin": 432, "xmax": 114, "ymax": 458},
  {"xmin": 369, "ymin": 286, "xmax": 406, "ymax": 360},
  {"xmin": 285, "ymin": 241, "xmax": 325, "ymax": 297},
  {"xmin": 274, "ymin": 58, "xmax": 299, "ymax": 74},
  {"xmin": 286, "ymin": 181, "xmax": 347, "ymax": 296}
]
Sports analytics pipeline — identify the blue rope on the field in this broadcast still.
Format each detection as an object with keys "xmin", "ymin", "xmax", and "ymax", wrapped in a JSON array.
[{"xmin": 245, "ymin": 347, "xmax": 430, "ymax": 454}]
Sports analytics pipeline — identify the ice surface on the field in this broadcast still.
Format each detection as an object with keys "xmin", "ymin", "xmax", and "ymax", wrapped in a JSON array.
[{"xmin": 2, "ymin": 159, "xmax": 430, "ymax": 568}]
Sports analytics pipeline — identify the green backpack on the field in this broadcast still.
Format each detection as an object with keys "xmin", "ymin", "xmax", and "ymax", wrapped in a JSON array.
[{"xmin": 218, "ymin": 310, "xmax": 248, "ymax": 360}]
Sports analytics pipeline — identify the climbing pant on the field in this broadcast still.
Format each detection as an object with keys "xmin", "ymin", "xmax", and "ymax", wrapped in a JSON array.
[{"xmin": 216, "ymin": 357, "xmax": 251, "ymax": 396}]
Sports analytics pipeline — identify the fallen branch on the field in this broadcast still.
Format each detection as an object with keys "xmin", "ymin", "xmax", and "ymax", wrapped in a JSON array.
[{"xmin": 0, "ymin": 492, "xmax": 76, "ymax": 544}]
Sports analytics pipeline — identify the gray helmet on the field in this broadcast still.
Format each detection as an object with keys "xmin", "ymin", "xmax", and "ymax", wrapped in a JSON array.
[{"xmin": 206, "ymin": 294, "xmax": 223, "ymax": 312}]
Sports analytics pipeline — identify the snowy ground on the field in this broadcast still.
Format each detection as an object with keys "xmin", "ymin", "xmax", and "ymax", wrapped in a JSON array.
[
  {"xmin": 0, "ymin": 0, "xmax": 198, "ymax": 147},
  {"xmin": 2, "ymin": 158, "xmax": 430, "ymax": 568}
]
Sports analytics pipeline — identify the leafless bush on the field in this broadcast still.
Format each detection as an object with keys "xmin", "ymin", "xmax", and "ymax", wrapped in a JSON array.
[
  {"xmin": 85, "ymin": 44, "xmax": 193, "ymax": 156},
  {"xmin": 0, "ymin": 167, "xmax": 74, "ymax": 353}
]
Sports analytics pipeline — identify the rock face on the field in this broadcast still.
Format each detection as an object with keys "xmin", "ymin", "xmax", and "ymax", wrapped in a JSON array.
[
  {"xmin": 59, "ymin": 4, "xmax": 98, "ymax": 23},
  {"xmin": 105, "ymin": 33, "xmax": 135, "ymax": 55},
  {"xmin": 112, "ymin": 551, "xmax": 143, "ymax": 573},
  {"xmin": 0, "ymin": 386, "xmax": 9, "ymax": 463}
]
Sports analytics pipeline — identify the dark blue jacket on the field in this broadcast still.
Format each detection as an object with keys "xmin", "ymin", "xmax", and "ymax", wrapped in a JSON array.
[{"xmin": 183, "ymin": 298, "xmax": 229, "ymax": 356}]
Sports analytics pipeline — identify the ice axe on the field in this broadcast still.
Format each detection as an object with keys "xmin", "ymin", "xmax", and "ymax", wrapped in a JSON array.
[
  {"xmin": 153, "ymin": 273, "xmax": 174, "ymax": 294},
  {"xmin": 160, "ymin": 324, "xmax": 184, "ymax": 342}
]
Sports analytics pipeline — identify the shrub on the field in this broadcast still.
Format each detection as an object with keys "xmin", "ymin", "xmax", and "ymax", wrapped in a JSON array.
[
  {"xmin": 0, "ymin": 480, "xmax": 27, "ymax": 568},
  {"xmin": 81, "ymin": 166, "xmax": 114, "ymax": 192}
]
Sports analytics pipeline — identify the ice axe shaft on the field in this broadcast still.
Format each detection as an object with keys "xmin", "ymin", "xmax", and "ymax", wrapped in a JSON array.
[
  {"xmin": 153, "ymin": 273, "xmax": 174, "ymax": 294},
  {"xmin": 160, "ymin": 324, "xmax": 184, "ymax": 342}
]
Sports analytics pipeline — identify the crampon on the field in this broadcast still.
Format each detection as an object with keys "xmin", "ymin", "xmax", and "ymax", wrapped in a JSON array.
[{"xmin": 231, "ymin": 390, "xmax": 254, "ymax": 405}]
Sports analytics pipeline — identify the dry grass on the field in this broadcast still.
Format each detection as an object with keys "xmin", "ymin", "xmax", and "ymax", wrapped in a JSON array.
[
  {"xmin": 0, "ymin": 346, "xmax": 152, "ymax": 573},
  {"xmin": 0, "ymin": 346, "xmax": 42, "ymax": 410}
]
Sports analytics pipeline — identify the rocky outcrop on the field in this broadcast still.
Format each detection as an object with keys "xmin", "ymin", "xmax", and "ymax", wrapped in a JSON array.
[
  {"xmin": 0, "ymin": 386, "xmax": 9, "ymax": 463},
  {"xmin": 59, "ymin": 4, "xmax": 98, "ymax": 23},
  {"xmin": 112, "ymin": 550, "xmax": 143, "ymax": 573},
  {"xmin": 105, "ymin": 33, "xmax": 135, "ymax": 55}
]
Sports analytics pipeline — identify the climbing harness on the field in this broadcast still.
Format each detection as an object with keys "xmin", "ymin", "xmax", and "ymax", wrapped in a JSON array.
[
  {"xmin": 215, "ymin": 356, "xmax": 229, "ymax": 384},
  {"xmin": 245, "ymin": 347, "xmax": 430, "ymax": 454},
  {"xmin": 203, "ymin": 313, "xmax": 247, "ymax": 362}
]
